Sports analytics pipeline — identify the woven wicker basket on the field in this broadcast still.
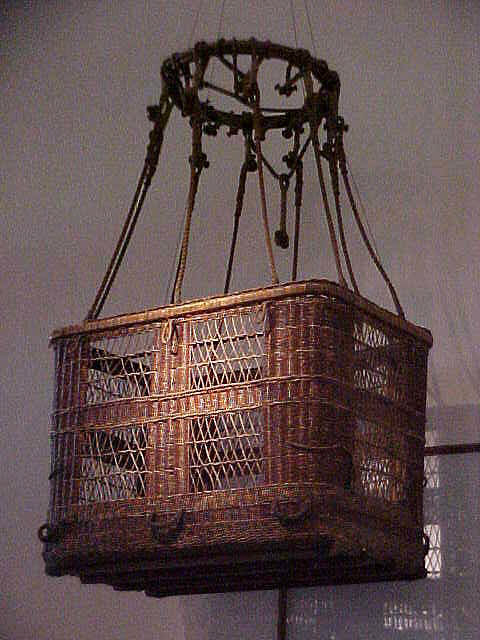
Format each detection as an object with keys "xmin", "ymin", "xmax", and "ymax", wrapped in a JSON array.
[{"xmin": 42, "ymin": 280, "xmax": 432, "ymax": 595}]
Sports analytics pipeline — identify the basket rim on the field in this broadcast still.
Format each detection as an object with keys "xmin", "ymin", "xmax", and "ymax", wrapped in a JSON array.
[{"xmin": 50, "ymin": 279, "xmax": 433, "ymax": 346}]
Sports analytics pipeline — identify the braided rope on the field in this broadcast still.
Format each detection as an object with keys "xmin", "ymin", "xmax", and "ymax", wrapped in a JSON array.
[
  {"xmin": 173, "ymin": 162, "xmax": 202, "ymax": 304},
  {"xmin": 87, "ymin": 96, "xmax": 173, "ymax": 320}
]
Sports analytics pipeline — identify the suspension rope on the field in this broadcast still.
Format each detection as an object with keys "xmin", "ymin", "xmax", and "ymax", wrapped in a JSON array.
[
  {"xmin": 292, "ymin": 161, "xmax": 303, "ymax": 280},
  {"xmin": 251, "ymin": 52, "xmax": 279, "ymax": 285},
  {"xmin": 224, "ymin": 136, "xmax": 253, "ymax": 294},
  {"xmin": 328, "ymin": 146, "xmax": 359, "ymax": 293},
  {"xmin": 254, "ymin": 134, "xmax": 279, "ymax": 285},
  {"xmin": 337, "ymin": 135, "xmax": 405, "ymax": 318},
  {"xmin": 172, "ymin": 118, "xmax": 205, "ymax": 304},
  {"xmin": 345, "ymin": 156, "xmax": 381, "ymax": 258},
  {"xmin": 86, "ymin": 95, "xmax": 173, "ymax": 320}
]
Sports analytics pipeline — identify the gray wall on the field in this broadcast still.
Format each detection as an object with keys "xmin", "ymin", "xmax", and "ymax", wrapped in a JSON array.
[{"xmin": 2, "ymin": 1, "xmax": 479, "ymax": 638}]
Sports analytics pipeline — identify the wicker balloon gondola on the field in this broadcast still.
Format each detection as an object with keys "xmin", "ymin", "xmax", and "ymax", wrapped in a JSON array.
[{"xmin": 40, "ymin": 39, "xmax": 432, "ymax": 596}]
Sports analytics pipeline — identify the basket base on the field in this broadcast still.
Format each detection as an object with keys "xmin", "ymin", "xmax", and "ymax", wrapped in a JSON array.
[{"xmin": 45, "ymin": 536, "xmax": 426, "ymax": 597}]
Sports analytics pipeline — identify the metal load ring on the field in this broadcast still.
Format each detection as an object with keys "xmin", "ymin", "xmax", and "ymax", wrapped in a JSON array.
[{"xmin": 160, "ymin": 38, "xmax": 340, "ymax": 138}]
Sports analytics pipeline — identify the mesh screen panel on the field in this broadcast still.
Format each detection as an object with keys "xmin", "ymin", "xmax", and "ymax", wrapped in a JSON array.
[{"xmin": 188, "ymin": 409, "xmax": 264, "ymax": 492}]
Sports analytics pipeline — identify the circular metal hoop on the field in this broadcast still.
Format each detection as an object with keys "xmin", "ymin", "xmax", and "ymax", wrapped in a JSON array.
[{"xmin": 161, "ymin": 38, "xmax": 340, "ymax": 137}]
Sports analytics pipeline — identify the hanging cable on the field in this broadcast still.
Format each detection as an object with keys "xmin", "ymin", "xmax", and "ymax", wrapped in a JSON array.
[
  {"xmin": 188, "ymin": 0, "xmax": 204, "ymax": 48},
  {"xmin": 310, "ymin": 126, "xmax": 347, "ymax": 287},
  {"xmin": 291, "ymin": 160, "xmax": 303, "ymax": 280},
  {"xmin": 86, "ymin": 95, "xmax": 173, "ymax": 320},
  {"xmin": 289, "ymin": 0, "xmax": 299, "ymax": 49},
  {"xmin": 251, "ymin": 51, "xmax": 279, "ymax": 285},
  {"xmin": 337, "ymin": 133, "xmax": 405, "ymax": 318},
  {"xmin": 216, "ymin": 0, "xmax": 226, "ymax": 39},
  {"xmin": 328, "ymin": 141, "xmax": 359, "ymax": 293},
  {"xmin": 345, "ymin": 156, "xmax": 381, "ymax": 258},
  {"xmin": 224, "ymin": 135, "xmax": 254, "ymax": 294},
  {"xmin": 254, "ymin": 134, "xmax": 280, "ymax": 285},
  {"xmin": 303, "ymin": 68, "xmax": 347, "ymax": 288},
  {"xmin": 172, "ymin": 117, "xmax": 205, "ymax": 303},
  {"xmin": 303, "ymin": 0, "xmax": 317, "ymax": 57},
  {"xmin": 289, "ymin": 0, "xmax": 306, "ymax": 99}
]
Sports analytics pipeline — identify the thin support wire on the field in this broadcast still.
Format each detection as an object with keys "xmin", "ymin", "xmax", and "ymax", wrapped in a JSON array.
[
  {"xmin": 292, "ymin": 161, "xmax": 303, "ymax": 280},
  {"xmin": 188, "ymin": 0, "xmax": 204, "ymax": 48},
  {"xmin": 289, "ymin": 0, "xmax": 299, "ymax": 49},
  {"xmin": 329, "ymin": 154, "xmax": 359, "ymax": 293},
  {"xmin": 216, "ymin": 0, "xmax": 226, "ymax": 39},
  {"xmin": 289, "ymin": 0, "xmax": 306, "ymax": 99},
  {"xmin": 338, "ymin": 138, "xmax": 405, "ymax": 318},
  {"xmin": 87, "ymin": 97, "xmax": 173, "ymax": 320},
  {"xmin": 303, "ymin": 0, "xmax": 317, "ymax": 57},
  {"xmin": 345, "ymin": 156, "xmax": 381, "ymax": 258}
]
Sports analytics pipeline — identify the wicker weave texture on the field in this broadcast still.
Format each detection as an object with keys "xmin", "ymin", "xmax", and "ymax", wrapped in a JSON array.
[{"xmin": 44, "ymin": 283, "xmax": 431, "ymax": 589}]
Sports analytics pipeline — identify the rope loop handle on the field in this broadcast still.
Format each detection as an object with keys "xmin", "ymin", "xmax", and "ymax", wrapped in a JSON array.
[
  {"xmin": 151, "ymin": 510, "xmax": 185, "ymax": 543},
  {"xmin": 271, "ymin": 494, "xmax": 312, "ymax": 526},
  {"xmin": 38, "ymin": 522, "xmax": 62, "ymax": 544}
]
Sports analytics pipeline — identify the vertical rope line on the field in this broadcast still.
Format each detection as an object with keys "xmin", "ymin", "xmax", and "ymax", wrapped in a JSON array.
[
  {"xmin": 329, "ymin": 156, "xmax": 359, "ymax": 293},
  {"xmin": 224, "ymin": 159, "xmax": 248, "ymax": 294},
  {"xmin": 310, "ymin": 126, "xmax": 347, "ymax": 287},
  {"xmin": 216, "ymin": 0, "xmax": 226, "ymax": 39},
  {"xmin": 345, "ymin": 156, "xmax": 381, "ymax": 258},
  {"xmin": 164, "ymin": 205, "xmax": 188, "ymax": 304},
  {"xmin": 292, "ymin": 161, "xmax": 303, "ymax": 281},
  {"xmin": 86, "ymin": 167, "xmax": 148, "ymax": 320},
  {"xmin": 255, "ymin": 135, "xmax": 279, "ymax": 285},
  {"xmin": 173, "ymin": 163, "xmax": 201, "ymax": 303},
  {"xmin": 289, "ymin": 0, "xmax": 299, "ymax": 48},
  {"xmin": 338, "ymin": 140, "xmax": 405, "ymax": 317}
]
